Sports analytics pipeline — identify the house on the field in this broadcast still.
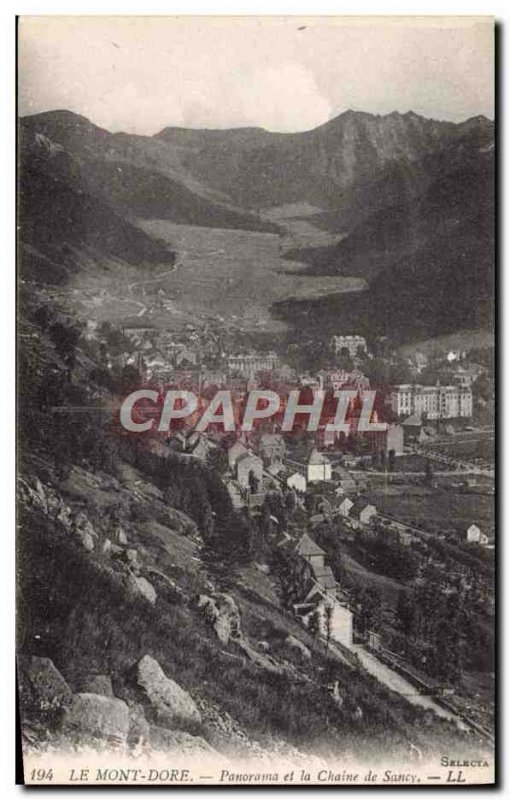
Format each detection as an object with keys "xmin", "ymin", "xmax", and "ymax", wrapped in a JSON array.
[
  {"xmin": 236, "ymin": 452, "xmax": 263, "ymax": 490},
  {"xmin": 392, "ymin": 385, "xmax": 473, "ymax": 421},
  {"xmin": 330, "ymin": 334, "xmax": 367, "ymax": 359},
  {"xmin": 175, "ymin": 345, "xmax": 198, "ymax": 367},
  {"xmin": 466, "ymin": 523, "xmax": 481, "ymax": 543},
  {"xmin": 337, "ymin": 497, "xmax": 354, "ymax": 518},
  {"xmin": 293, "ymin": 536, "xmax": 354, "ymax": 648},
  {"xmin": 350, "ymin": 500, "xmax": 377, "ymax": 526},
  {"xmin": 466, "ymin": 524, "xmax": 489, "ymax": 545},
  {"xmin": 284, "ymin": 446, "xmax": 332, "ymax": 483},
  {"xmin": 408, "ymin": 351, "xmax": 428, "ymax": 375},
  {"xmin": 296, "ymin": 533, "xmax": 326, "ymax": 570},
  {"xmin": 386, "ymin": 424, "xmax": 404, "ymax": 456},
  {"xmin": 298, "ymin": 596, "xmax": 353, "ymax": 647},
  {"xmin": 227, "ymin": 440, "xmax": 249, "ymax": 470},
  {"xmin": 287, "ymin": 472, "xmax": 307, "ymax": 493},
  {"xmin": 398, "ymin": 531, "xmax": 419, "ymax": 547},
  {"xmin": 185, "ymin": 432, "xmax": 216, "ymax": 462},
  {"xmin": 267, "ymin": 461, "xmax": 284, "ymax": 478},
  {"xmin": 259, "ymin": 433, "xmax": 286, "ymax": 466},
  {"xmin": 367, "ymin": 630, "xmax": 383, "ymax": 651},
  {"xmin": 307, "ymin": 449, "xmax": 332, "ymax": 482},
  {"xmin": 368, "ymin": 423, "xmax": 405, "ymax": 458},
  {"xmin": 335, "ymin": 466, "xmax": 357, "ymax": 494},
  {"xmin": 312, "ymin": 565, "xmax": 337, "ymax": 593},
  {"xmin": 227, "ymin": 351, "xmax": 279, "ymax": 376},
  {"xmin": 402, "ymin": 413, "xmax": 423, "ymax": 443},
  {"xmin": 296, "ymin": 535, "xmax": 337, "ymax": 597},
  {"xmin": 226, "ymin": 481, "xmax": 244, "ymax": 510},
  {"xmin": 316, "ymin": 422, "xmax": 338, "ymax": 448},
  {"xmin": 247, "ymin": 492, "xmax": 265, "ymax": 509}
]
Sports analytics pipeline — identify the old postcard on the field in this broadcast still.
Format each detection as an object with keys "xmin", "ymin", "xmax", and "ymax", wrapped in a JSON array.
[{"xmin": 17, "ymin": 15, "xmax": 495, "ymax": 786}]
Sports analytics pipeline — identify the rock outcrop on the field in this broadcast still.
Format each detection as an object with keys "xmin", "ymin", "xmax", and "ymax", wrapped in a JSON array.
[
  {"xmin": 285, "ymin": 635, "xmax": 312, "ymax": 660},
  {"xmin": 18, "ymin": 655, "xmax": 72, "ymax": 714},
  {"xmin": 19, "ymin": 478, "xmax": 98, "ymax": 552},
  {"xmin": 60, "ymin": 693, "xmax": 130, "ymax": 744},
  {"xmin": 131, "ymin": 576, "xmax": 157, "ymax": 605},
  {"xmin": 136, "ymin": 655, "xmax": 201, "ymax": 728},
  {"xmin": 197, "ymin": 593, "xmax": 241, "ymax": 645}
]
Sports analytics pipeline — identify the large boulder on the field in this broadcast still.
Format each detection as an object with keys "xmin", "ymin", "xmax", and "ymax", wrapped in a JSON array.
[
  {"xmin": 149, "ymin": 571, "xmax": 187, "ymax": 604},
  {"xmin": 115, "ymin": 526, "xmax": 128, "ymax": 545},
  {"xmin": 60, "ymin": 693, "xmax": 130, "ymax": 744},
  {"xmin": 72, "ymin": 512, "xmax": 97, "ymax": 552},
  {"xmin": 76, "ymin": 530, "xmax": 95, "ymax": 552},
  {"xmin": 129, "ymin": 576, "xmax": 157, "ymax": 605},
  {"xmin": 197, "ymin": 593, "xmax": 241, "ymax": 645},
  {"xmin": 18, "ymin": 655, "xmax": 72, "ymax": 714},
  {"xmin": 148, "ymin": 726, "xmax": 215, "ymax": 754},
  {"xmin": 285, "ymin": 635, "xmax": 312, "ymax": 660},
  {"xmin": 124, "ymin": 549, "xmax": 139, "ymax": 566},
  {"xmin": 55, "ymin": 503, "xmax": 73, "ymax": 529},
  {"xmin": 136, "ymin": 655, "xmax": 201, "ymax": 728}
]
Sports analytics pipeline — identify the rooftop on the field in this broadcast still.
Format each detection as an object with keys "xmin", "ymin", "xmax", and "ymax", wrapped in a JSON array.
[{"xmin": 296, "ymin": 533, "xmax": 326, "ymax": 558}]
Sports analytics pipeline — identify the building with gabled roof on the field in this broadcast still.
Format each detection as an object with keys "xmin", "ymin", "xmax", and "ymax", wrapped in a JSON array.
[
  {"xmin": 258, "ymin": 432, "xmax": 286, "ymax": 465},
  {"xmin": 227, "ymin": 440, "xmax": 249, "ymax": 469},
  {"xmin": 296, "ymin": 533, "xmax": 326, "ymax": 568},
  {"xmin": 287, "ymin": 471, "xmax": 307, "ymax": 494},
  {"xmin": 235, "ymin": 451, "xmax": 263, "ymax": 490},
  {"xmin": 285, "ymin": 446, "xmax": 332, "ymax": 483},
  {"xmin": 350, "ymin": 499, "xmax": 377, "ymax": 526},
  {"xmin": 337, "ymin": 497, "xmax": 354, "ymax": 518}
]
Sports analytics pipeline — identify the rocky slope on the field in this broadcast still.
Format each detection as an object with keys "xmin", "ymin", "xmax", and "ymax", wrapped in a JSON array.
[
  {"xmin": 19, "ymin": 111, "xmax": 277, "ymax": 233},
  {"xmin": 16, "ymin": 298, "xmax": 490, "ymax": 762},
  {"xmin": 156, "ymin": 111, "xmax": 493, "ymax": 222}
]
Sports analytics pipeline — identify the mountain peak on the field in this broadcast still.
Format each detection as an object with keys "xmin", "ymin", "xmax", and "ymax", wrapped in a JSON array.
[{"xmin": 22, "ymin": 109, "xmax": 95, "ymax": 126}]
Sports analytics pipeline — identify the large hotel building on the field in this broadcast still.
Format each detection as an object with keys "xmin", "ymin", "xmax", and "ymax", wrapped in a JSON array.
[{"xmin": 390, "ymin": 383, "xmax": 473, "ymax": 420}]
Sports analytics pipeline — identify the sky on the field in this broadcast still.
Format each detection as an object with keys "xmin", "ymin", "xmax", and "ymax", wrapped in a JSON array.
[{"xmin": 18, "ymin": 16, "xmax": 494, "ymax": 135}]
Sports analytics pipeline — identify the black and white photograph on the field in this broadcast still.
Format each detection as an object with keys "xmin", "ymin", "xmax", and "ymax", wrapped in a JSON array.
[{"xmin": 15, "ymin": 14, "xmax": 495, "ymax": 786}]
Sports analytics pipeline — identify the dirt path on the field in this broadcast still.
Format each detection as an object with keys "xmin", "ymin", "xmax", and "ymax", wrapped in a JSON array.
[{"xmin": 352, "ymin": 646, "xmax": 468, "ymax": 728}]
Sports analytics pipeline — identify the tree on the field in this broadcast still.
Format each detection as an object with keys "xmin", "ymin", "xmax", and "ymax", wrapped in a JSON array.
[
  {"xmin": 388, "ymin": 449, "xmax": 396, "ymax": 472},
  {"xmin": 49, "ymin": 321, "xmax": 81, "ymax": 372},
  {"xmin": 200, "ymin": 512, "xmax": 254, "ymax": 590},
  {"xmin": 120, "ymin": 364, "xmax": 141, "ymax": 393},
  {"xmin": 248, "ymin": 469, "xmax": 260, "ymax": 494},
  {"xmin": 284, "ymin": 490, "xmax": 297, "ymax": 514},
  {"xmin": 307, "ymin": 609, "xmax": 321, "ymax": 651},
  {"xmin": 324, "ymin": 604, "xmax": 334, "ymax": 653},
  {"xmin": 206, "ymin": 447, "xmax": 228, "ymax": 474},
  {"xmin": 396, "ymin": 590, "xmax": 417, "ymax": 640},
  {"xmin": 272, "ymin": 548, "xmax": 313, "ymax": 609},
  {"xmin": 389, "ymin": 358, "xmax": 413, "ymax": 385},
  {"xmin": 355, "ymin": 589, "xmax": 382, "ymax": 635}
]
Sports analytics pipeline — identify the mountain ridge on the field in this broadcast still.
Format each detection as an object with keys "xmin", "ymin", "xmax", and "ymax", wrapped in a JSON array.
[{"xmin": 18, "ymin": 107, "xmax": 494, "ymax": 343}]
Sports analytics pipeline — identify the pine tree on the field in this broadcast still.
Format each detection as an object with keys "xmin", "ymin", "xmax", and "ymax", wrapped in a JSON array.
[
  {"xmin": 324, "ymin": 603, "xmax": 334, "ymax": 653},
  {"xmin": 307, "ymin": 609, "xmax": 321, "ymax": 652}
]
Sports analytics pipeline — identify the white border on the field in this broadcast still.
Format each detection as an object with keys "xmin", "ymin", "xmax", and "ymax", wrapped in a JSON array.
[{"xmin": 3, "ymin": 2, "xmax": 504, "ymax": 797}]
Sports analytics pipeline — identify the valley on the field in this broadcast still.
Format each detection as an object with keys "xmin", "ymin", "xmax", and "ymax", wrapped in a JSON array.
[{"xmin": 39, "ymin": 218, "xmax": 367, "ymax": 336}]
